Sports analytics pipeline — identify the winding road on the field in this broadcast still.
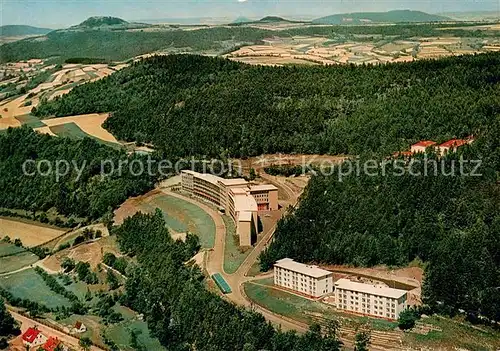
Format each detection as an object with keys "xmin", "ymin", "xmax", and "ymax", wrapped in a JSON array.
[{"xmin": 162, "ymin": 172, "xmax": 307, "ymax": 332}]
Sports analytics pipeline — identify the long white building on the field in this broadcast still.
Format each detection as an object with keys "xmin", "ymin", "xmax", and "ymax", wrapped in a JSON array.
[
  {"xmin": 274, "ymin": 258, "xmax": 333, "ymax": 298},
  {"xmin": 334, "ymin": 278, "xmax": 408, "ymax": 320},
  {"xmin": 180, "ymin": 170, "xmax": 278, "ymax": 246}
]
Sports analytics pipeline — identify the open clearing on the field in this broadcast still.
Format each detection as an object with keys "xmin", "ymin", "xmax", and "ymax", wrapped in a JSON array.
[
  {"xmin": 0, "ymin": 217, "xmax": 66, "ymax": 247},
  {"xmin": 38, "ymin": 113, "xmax": 119, "ymax": 143},
  {"xmin": 114, "ymin": 189, "xmax": 216, "ymax": 248},
  {"xmin": 0, "ymin": 268, "xmax": 72, "ymax": 308},
  {"xmin": 43, "ymin": 235, "xmax": 120, "ymax": 272}
]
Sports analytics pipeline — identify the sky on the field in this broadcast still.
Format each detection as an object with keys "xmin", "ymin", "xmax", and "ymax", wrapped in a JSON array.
[{"xmin": 2, "ymin": 0, "xmax": 499, "ymax": 28}]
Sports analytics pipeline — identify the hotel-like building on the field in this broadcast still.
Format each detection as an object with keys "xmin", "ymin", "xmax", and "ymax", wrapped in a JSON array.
[
  {"xmin": 273, "ymin": 258, "xmax": 334, "ymax": 298},
  {"xmin": 181, "ymin": 170, "xmax": 278, "ymax": 246},
  {"xmin": 334, "ymin": 278, "xmax": 408, "ymax": 320}
]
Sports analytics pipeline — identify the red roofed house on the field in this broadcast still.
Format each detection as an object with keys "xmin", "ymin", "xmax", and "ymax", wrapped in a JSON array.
[
  {"xmin": 438, "ymin": 139, "xmax": 472, "ymax": 156},
  {"xmin": 42, "ymin": 337, "xmax": 61, "ymax": 351},
  {"xmin": 22, "ymin": 327, "xmax": 47, "ymax": 348},
  {"xmin": 411, "ymin": 141, "xmax": 437, "ymax": 154}
]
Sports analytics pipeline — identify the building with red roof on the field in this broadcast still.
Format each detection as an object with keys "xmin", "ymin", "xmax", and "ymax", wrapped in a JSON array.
[
  {"xmin": 438, "ymin": 139, "xmax": 472, "ymax": 155},
  {"xmin": 42, "ymin": 337, "xmax": 61, "ymax": 351},
  {"xmin": 21, "ymin": 327, "xmax": 47, "ymax": 348},
  {"xmin": 410, "ymin": 140, "xmax": 437, "ymax": 154}
]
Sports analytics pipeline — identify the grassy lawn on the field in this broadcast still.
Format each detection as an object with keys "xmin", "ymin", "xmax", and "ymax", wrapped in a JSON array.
[
  {"xmin": 0, "ymin": 268, "xmax": 72, "ymax": 308},
  {"xmin": 244, "ymin": 279, "xmax": 398, "ymax": 332},
  {"xmin": 106, "ymin": 318, "xmax": 166, "ymax": 351},
  {"xmin": 15, "ymin": 114, "xmax": 45, "ymax": 128},
  {"xmin": 223, "ymin": 215, "xmax": 252, "ymax": 274},
  {"xmin": 50, "ymin": 122, "xmax": 91, "ymax": 139},
  {"xmin": 143, "ymin": 195, "xmax": 216, "ymax": 248},
  {"xmin": 0, "ymin": 251, "xmax": 38, "ymax": 274},
  {"xmin": 404, "ymin": 316, "xmax": 500, "ymax": 350},
  {"xmin": 0, "ymin": 242, "xmax": 26, "ymax": 256},
  {"xmin": 247, "ymin": 261, "xmax": 263, "ymax": 277}
]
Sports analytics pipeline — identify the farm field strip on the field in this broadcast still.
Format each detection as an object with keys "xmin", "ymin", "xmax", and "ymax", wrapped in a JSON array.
[
  {"xmin": 39, "ymin": 113, "xmax": 120, "ymax": 143},
  {"xmin": 0, "ymin": 217, "xmax": 66, "ymax": 247},
  {"xmin": 0, "ymin": 268, "xmax": 72, "ymax": 308}
]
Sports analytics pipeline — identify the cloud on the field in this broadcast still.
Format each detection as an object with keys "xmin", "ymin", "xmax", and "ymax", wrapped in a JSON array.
[{"xmin": 238, "ymin": 0, "xmax": 248, "ymax": 2}]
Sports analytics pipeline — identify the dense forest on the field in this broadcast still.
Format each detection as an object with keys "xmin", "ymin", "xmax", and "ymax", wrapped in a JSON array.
[
  {"xmin": 113, "ymin": 210, "xmax": 344, "ymax": 351},
  {"xmin": 261, "ymin": 119, "xmax": 500, "ymax": 322},
  {"xmin": 0, "ymin": 127, "xmax": 157, "ymax": 220},
  {"xmin": 1, "ymin": 22, "xmax": 494, "ymax": 63},
  {"xmin": 35, "ymin": 53, "xmax": 500, "ymax": 156}
]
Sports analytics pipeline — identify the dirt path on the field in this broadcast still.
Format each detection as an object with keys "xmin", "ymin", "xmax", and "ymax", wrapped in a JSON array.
[{"xmin": 9, "ymin": 309, "xmax": 106, "ymax": 351}]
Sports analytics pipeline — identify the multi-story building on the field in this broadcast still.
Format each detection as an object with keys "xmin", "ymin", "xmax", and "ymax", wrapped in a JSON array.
[
  {"xmin": 180, "ymin": 170, "xmax": 278, "ymax": 246},
  {"xmin": 249, "ymin": 184, "xmax": 279, "ymax": 211},
  {"xmin": 274, "ymin": 258, "xmax": 334, "ymax": 298},
  {"xmin": 334, "ymin": 278, "xmax": 408, "ymax": 320}
]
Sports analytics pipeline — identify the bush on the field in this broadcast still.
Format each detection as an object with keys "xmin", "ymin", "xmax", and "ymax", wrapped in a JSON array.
[{"xmin": 398, "ymin": 309, "xmax": 419, "ymax": 330}]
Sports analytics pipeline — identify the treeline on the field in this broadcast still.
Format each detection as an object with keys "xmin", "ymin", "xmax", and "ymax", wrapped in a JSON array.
[
  {"xmin": 34, "ymin": 53, "xmax": 500, "ymax": 156},
  {"xmin": 0, "ymin": 300, "xmax": 20, "ymax": 347},
  {"xmin": 260, "ymin": 120, "xmax": 500, "ymax": 323},
  {"xmin": 64, "ymin": 58, "xmax": 109, "ymax": 64},
  {"xmin": 113, "ymin": 209, "xmax": 344, "ymax": 350},
  {"xmin": 0, "ymin": 127, "xmax": 158, "ymax": 220},
  {"xmin": 34, "ymin": 266, "xmax": 80, "ymax": 303}
]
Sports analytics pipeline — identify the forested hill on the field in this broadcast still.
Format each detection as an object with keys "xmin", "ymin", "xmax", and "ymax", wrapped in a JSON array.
[
  {"xmin": 0, "ymin": 127, "xmax": 157, "ymax": 221},
  {"xmin": 260, "ymin": 120, "xmax": 500, "ymax": 322},
  {"xmin": 313, "ymin": 10, "xmax": 451, "ymax": 24},
  {"xmin": 34, "ymin": 53, "xmax": 500, "ymax": 157},
  {"xmin": 0, "ymin": 25, "xmax": 52, "ymax": 36},
  {"xmin": 1, "ymin": 23, "xmax": 494, "ymax": 63}
]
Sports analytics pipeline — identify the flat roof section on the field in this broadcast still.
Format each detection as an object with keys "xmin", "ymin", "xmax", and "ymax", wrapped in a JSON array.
[
  {"xmin": 233, "ymin": 193, "xmax": 258, "ymax": 212},
  {"xmin": 249, "ymin": 184, "xmax": 279, "ymax": 192},
  {"xmin": 274, "ymin": 258, "xmax": 333, "ymax": 278},
  {"xmin": 182, "ymin": 170, "xmax": 223, "ymax": 186},
  {"xmin": 219, "ymin": 178, "xmax": 249, "ymax": 186},
  {"xmin": 335, "ymin": 278, "xmax": 407, "ymax": 299}
]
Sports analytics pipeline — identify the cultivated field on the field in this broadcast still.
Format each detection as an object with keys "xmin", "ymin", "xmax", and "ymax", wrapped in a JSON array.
[
  {"xmin": 114, "ymin": 189, "xmax": 216, "ymax": 248},
  {"xmin": 226, "ymin": 35, "xmax": 500, "ymax": 66},
  {"xmin": 0, "ymin": 242, "xmax": 25, "ymax": 256},
  {"xmin": 0, "ymin": 268, "xmax": 72, "ymax": 308},
  {"xmin": 37, "ymin": 113, "xmax": 120, "ymax": 143},
  {"xmin": 0, "ymin": 217, "xmax": 66, "ymax": 247}
]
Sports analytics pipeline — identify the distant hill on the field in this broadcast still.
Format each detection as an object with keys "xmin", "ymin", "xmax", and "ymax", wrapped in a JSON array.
[
  {"xmin": 0, "ymin": 25, "xmax": 52, "ymax": 36},
  {"xmin": 233, "ymin": 16, "xmax": 252, "ymax": 24},
  {"xmin": 258, "ymin": 16, "xmax": 289, "ymax": 23},
  {"xmin": 77, "ymin": 16, "xmax": 128, "ymax": 28},
  {"xmin": 313, "ymin": 10, "xmax": 451, "ymax": 25}
]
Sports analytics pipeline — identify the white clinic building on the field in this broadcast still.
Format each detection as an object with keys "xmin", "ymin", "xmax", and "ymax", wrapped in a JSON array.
[
  {"xmin": 273, "ymin": 258, "xmax": 333, "ymax": 298},
  {"xmin": 334, "ymin": 278, "xmax": 408, "ymax": 320}
]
